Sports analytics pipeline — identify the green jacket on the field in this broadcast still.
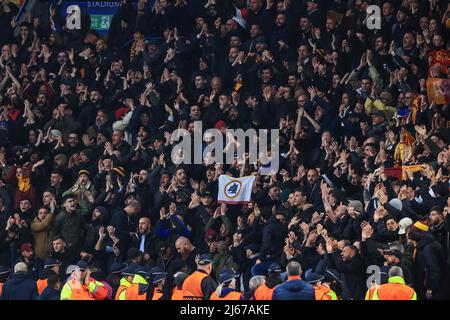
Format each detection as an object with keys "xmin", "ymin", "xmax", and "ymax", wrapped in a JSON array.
[
  {"xmin": 50, "ymin": 208, "xmax": 87, "ymax": 251},
  {"xmin": 364, "ymin": 97, "xmax": 397, "ymax": 120},
  {"xmin": 62, "ymin": 184, "xmax": 96, "ymax": 216}
]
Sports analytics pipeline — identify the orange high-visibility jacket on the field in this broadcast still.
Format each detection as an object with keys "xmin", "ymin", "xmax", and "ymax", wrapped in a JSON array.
[
  {"xmin": 182, "ymin": 271, "xmax": 208, "ymax": 300},
  {"xmin": 365, "ymin": 276, "xmax": 417, "ymax": 300},
  {"xmin": 36, "ymin": 278, "xmax": 48, "ymax": 295},
  {"xmin": 254, "ymin": 284, "xmax": 276, "ymax": 300},
  {"xmin": 171, "ymin": 288, "xmax": 184, "ymax": 300},
  {"xmin": 210, "ymin": 291, "xmax": 242, "ymax": 300}
]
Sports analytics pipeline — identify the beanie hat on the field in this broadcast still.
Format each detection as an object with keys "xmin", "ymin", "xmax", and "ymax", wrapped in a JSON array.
[
  {"xmin": 389, "ymin": 198, "xmax": 402, "ymax": 211},
  {"xmin": 412, "ymin": 220, "xmax": 429, "ymax": 232},
  {"xmin": 348, "ymin": 200, "xmax": 363, "ymax": 214},
  {"xmin": 112, "ymin": 167, "xmax": 125, "ymax": 178}
]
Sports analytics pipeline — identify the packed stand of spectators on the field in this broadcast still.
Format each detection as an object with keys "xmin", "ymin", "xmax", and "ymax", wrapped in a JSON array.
[{"xmin": 0, "ymin": 0, "xmax": 449, "ymax": 300}]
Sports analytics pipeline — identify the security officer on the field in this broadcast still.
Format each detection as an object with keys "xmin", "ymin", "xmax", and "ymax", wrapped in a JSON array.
[
  {"xmin": 365, "ymin": 266, "xmax": 417, "ymax": 300},
  {"xmin": 254, "ymin": 263, "xmax": 281, "ymax": 300},
  {"xmin": 152, "ymin": 272, "xmax": 167, "ymax": 300},
  {"xmin": 85, "ymin": 266, "xmax": 110, "ymax": 300},
  {"xmin": 171, "ymin": 272, "xmax": 188, "ymax": 300},
  {"xmin": 209, "ymin": 269, "xmax": 243, "ymax": 300},
  {"xmin": 107, "ymin": 262, "xmax": 127, "ymax": 299},
  {"xmin": 115, "ymin": 263, "xmax": 137, "ymax": 300},
  {"xmin": 306, "ymin": 272, "xmax": 338, "ymax": 300},
  {"xmin": 182, "ymin": 254, "xmax": 217, "ymax": 300},
  {"xmin": 36, "ymin": 258, "xmax": 61, "ymax": 295},
  {"xmin": 60, "ymin": 263, "xmax": 93, "ymax": 300},
  {"xmin": 124, "ymin": 265, "xmax": 149, "ymax": 300}
]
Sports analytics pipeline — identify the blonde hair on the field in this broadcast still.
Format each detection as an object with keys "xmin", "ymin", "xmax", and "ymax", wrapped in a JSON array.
[
  {"xmin": 14, "ymin": 262, "xmax": 28, "ymax": 273},
  {"xmin": 249, "ymin": 275, "xmax": 266, "ymax": 291}
]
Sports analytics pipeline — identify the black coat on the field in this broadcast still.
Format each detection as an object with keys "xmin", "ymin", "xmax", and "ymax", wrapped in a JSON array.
[
  {"xmin": 259, "ymin": 216, "xmax": 288, "ymax": 261},
  {"xmin": 131, "ymin": 231, "xmax": 159, "ymax": 263},
  {"xmin": 414, "ymin": 233, "xmax": 445, "ymax": 299},
  {"xmin": 326, "ymin": 252, "xmax": 366, "ymax": 300}
]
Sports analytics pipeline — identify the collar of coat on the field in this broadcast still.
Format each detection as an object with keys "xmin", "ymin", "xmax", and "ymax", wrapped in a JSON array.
[{"xmin": 388, "ymin": 276, "xmax": 405, "ymax": 285}]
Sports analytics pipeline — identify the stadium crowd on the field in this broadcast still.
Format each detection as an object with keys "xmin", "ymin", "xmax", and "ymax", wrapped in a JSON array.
[{"xmin": 0, "ymin": 0, "xmax": 449, "ymax": 300}]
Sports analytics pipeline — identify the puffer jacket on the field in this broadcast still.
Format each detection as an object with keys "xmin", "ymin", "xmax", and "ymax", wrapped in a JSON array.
[
  {"xmin": 0, "ymin": 272, "xmax": 38, "ymax": 300},
  {"xmin": 272, "ymin": 278, "xmax": 315, "ymax": 300}
]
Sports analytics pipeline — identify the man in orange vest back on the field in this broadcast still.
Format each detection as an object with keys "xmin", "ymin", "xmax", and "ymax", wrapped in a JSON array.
[
  {"xmin": 172, "ymin": 272, "xmax": 188, "ymax": 300},
  {"xmin": 124, "ymin": 265, "xmax": 150, "ymax": 300},
  {"xmin": 36, "ymin": 258, "xmax": 61, "ymax": 295},
  {"xmin": 254, "ymin": 263, "xmax": 282, "ymax": 300},
  {"xmin": 182, "ymin": 254, "xmax": 217, "ymax": 300},
  {"xmin": 210, "ymin": 269, "xmax": 244, "ymax": 300},
  {"xmin": 152, "ymin": 272, "xmax": 167, "ymax": 300},
  {"xmin": 0, "ymin": 266, "xmax": 10, "ymax": 296},
  {"xmin": 366, "ymin": 266, "xmax": 417, "ymax": 300}
]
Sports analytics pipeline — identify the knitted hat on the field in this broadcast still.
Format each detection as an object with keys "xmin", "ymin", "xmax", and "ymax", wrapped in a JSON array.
[
  {"xmin": 204, "ymin": 228, "xmax": 217, "ymax": 242},
  {"xmin": 348, "ymin": 200, "xmax": 363, "ymax": 214},
  {"xmin": 412, "ymin": 220, "xmax": 429, "ymax": 232},
  {"xmin": 389, "ymin": 198, "xmax": 402, "ymax": 211},
  {"xmin": 215, "ymin": 120, "xmax": 227, "ymax": 130},
  {"xmin": 20, "ymin": 242, "xmax": 33, "ymax": 252},
  {"xmin": 112, "ymin": 166, "xmax": 125, "ymax": 178}
]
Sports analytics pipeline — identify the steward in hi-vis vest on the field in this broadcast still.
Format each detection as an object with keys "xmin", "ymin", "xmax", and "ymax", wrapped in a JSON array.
[
  {"xmin": 366, "ymin": 267, "xmax": 416, "ymax": 300},
  {"xmin": 209, "ymin": 269, "xmax": 244, "ymax": 300},
  {"xmin": 171, "ymin": 272, "xmax": 188, "ymax": 300},
  {"xmin": 182, "ymin": 254, "xmax": 217, "ymax": 300},
  {"xmin": 306, "ymin": 272, "xmax": 338, "ymax": 300}
]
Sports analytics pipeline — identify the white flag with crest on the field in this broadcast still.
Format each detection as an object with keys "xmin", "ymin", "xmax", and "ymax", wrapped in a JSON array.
[{"xmin": 218, "ymin": 175, "xmax": 255, "ymax": 204}]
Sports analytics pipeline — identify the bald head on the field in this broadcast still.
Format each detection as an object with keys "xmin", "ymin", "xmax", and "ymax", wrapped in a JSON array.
[
  {"xmin": 138, "ymin": 217, "xmax": 151, "ymax": 235},
  {"xmin": 175, "ymin": 236, "xmax": 193, "ymax": 256}
]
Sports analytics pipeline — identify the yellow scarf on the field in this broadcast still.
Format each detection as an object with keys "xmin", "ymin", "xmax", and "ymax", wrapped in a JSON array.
[{"xmin": 18, "ymin": 176, "xmax": 31, "ymax": 192}]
